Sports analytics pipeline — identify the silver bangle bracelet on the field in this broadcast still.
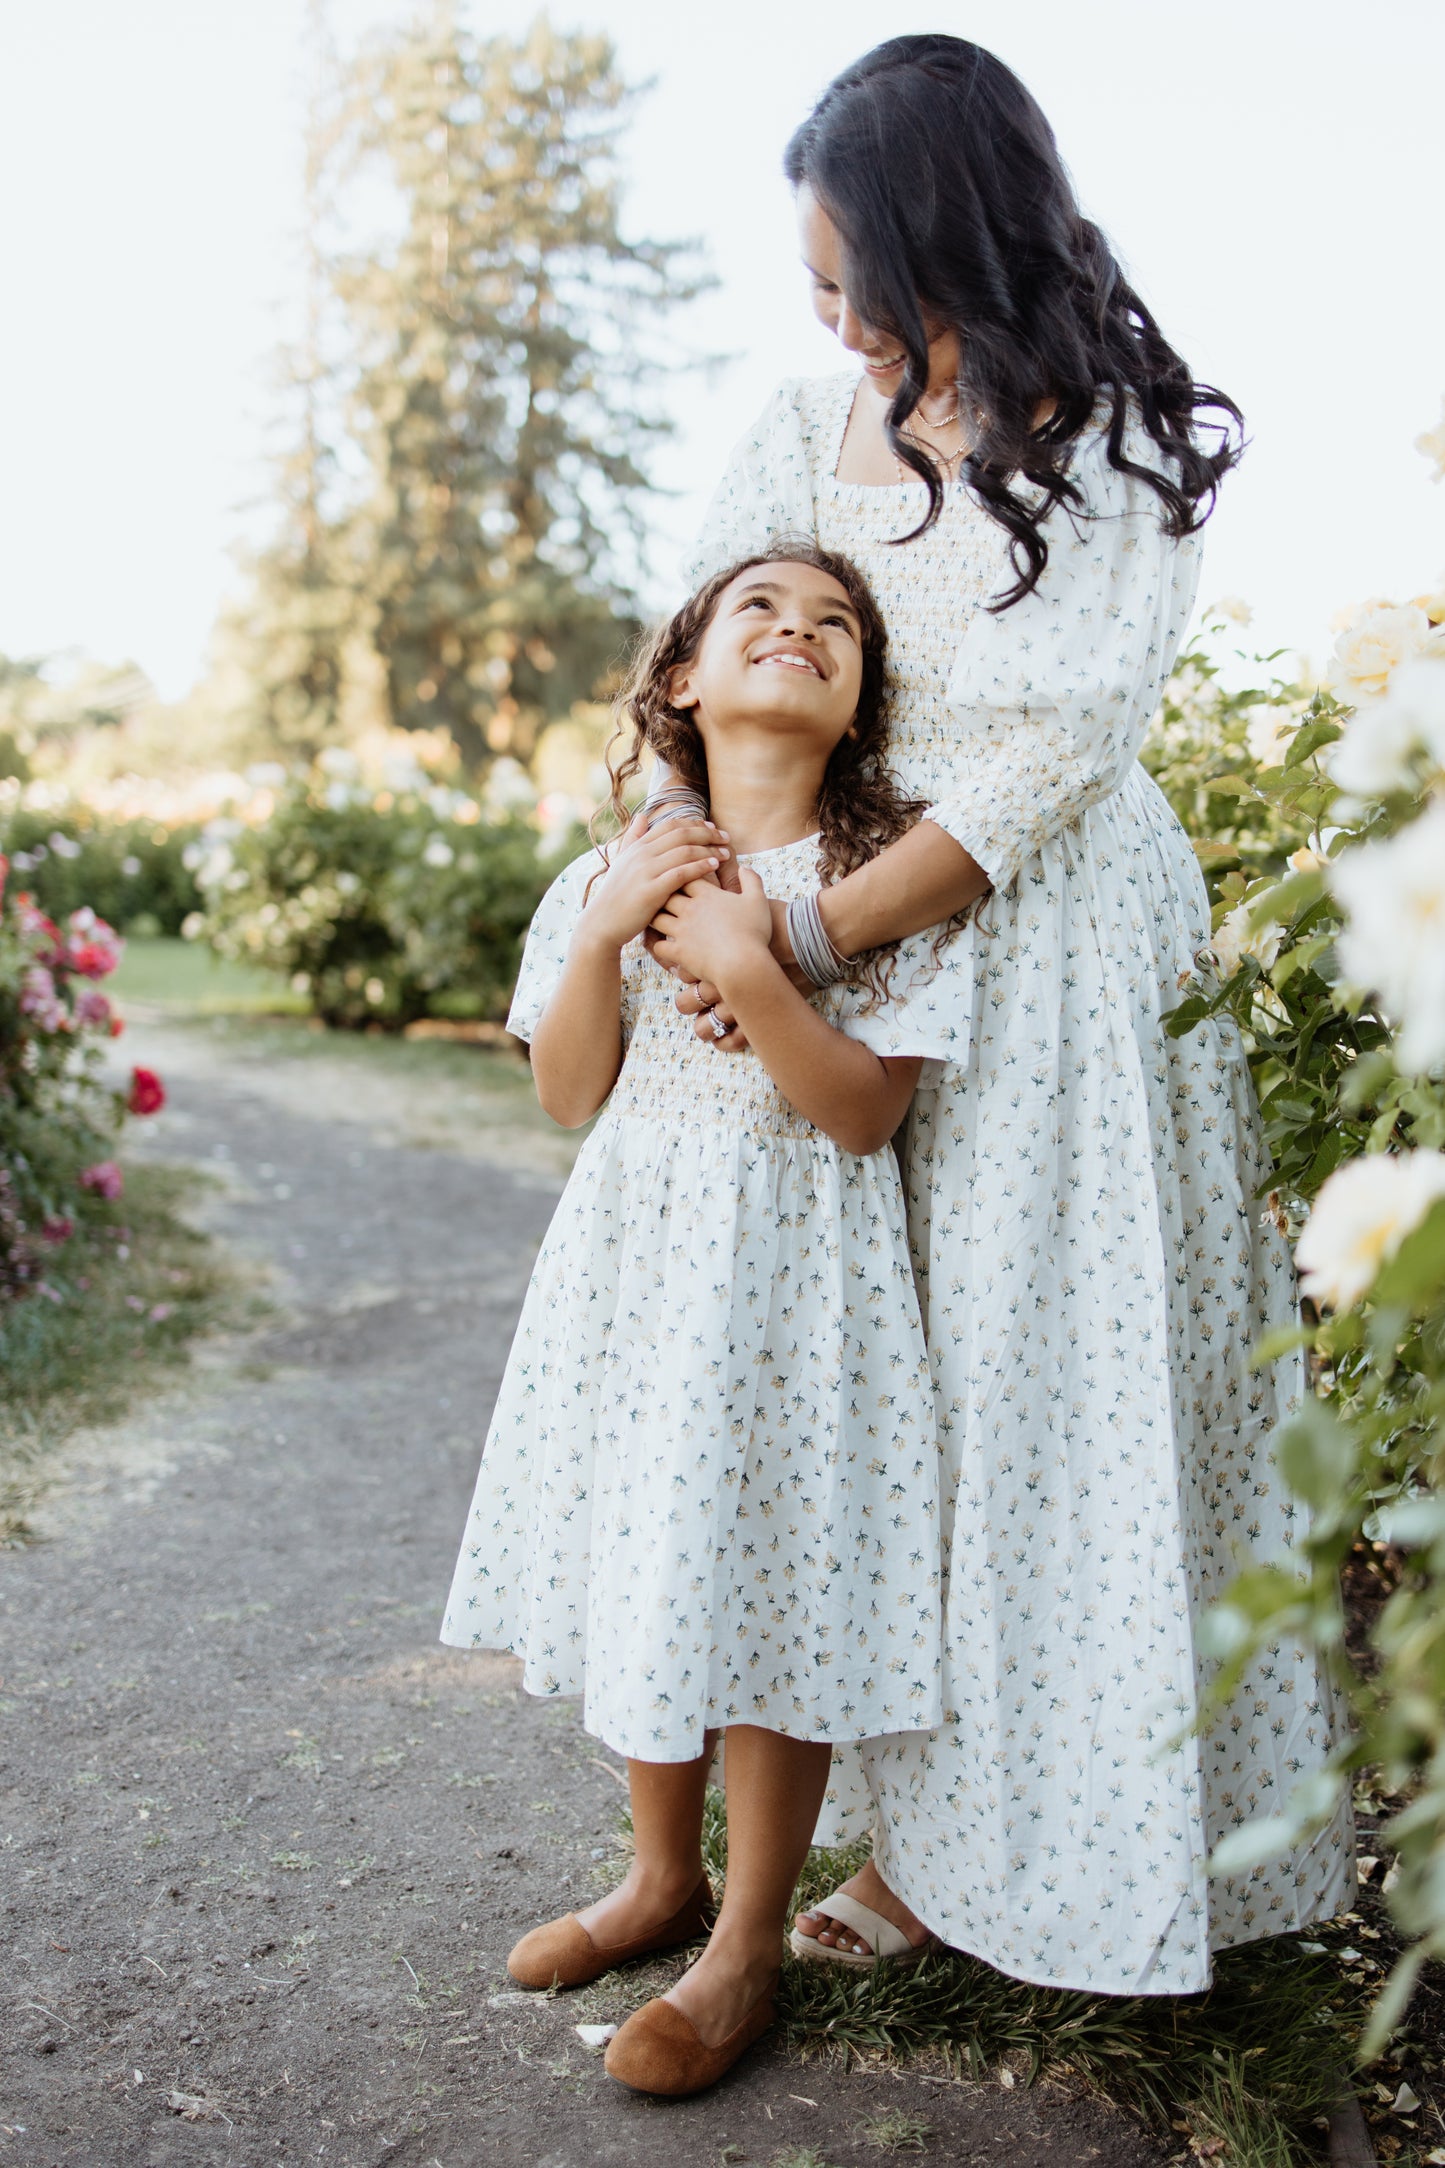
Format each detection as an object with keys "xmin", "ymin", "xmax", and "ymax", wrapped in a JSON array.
[
  {"xmin": 787, "ymin": 890, "xmax": 850, "ymax": 990},
  {"xmin": 646, "ymin": 787, "xmax": 709, "ymax": 826}
]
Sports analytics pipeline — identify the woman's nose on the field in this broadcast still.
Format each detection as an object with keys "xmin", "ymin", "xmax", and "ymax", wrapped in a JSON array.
[{"xmin": 835, "ymin": 297, "xmax": 868, "ymax": 353}]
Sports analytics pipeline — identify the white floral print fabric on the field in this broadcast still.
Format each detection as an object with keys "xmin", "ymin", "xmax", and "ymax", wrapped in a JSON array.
[
  {"xmin": 442, "ymin": 835, "xmax": 945, "ymax": 1764},
  {"xmin": 691, "ymin": 374, "xmax": 1354, "ymax": 1994}
]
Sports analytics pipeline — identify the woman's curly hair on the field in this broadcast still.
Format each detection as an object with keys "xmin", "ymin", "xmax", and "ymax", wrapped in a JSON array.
[
  {"xmin": 605, "ymin": 542, "xmax": 921, "ymax": 888},
  {"xmin": 601, "ymin": 543, "xmax": 969, "ymax": 1000}
]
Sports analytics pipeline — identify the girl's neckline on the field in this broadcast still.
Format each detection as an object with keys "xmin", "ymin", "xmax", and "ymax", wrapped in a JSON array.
[{"xmin": 736, "ymin": 829, "xmax": 820, "ymax": 864}]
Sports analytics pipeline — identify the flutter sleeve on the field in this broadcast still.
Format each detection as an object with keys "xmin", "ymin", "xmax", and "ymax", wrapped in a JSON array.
[
  {"xmin": 686, "ymin": 380, "xmax": 819, "ymax": 585},
  {"xmin": 505, "ymin": 850, "xmax": 600, "ymax": 1043},
  {"xmin": 830, "ymin": 922, "xmax": 974, "ymax": 1074},
  {"xmin": 926, "ymin": 431, "xmax": 1202, "ymax": 892}
]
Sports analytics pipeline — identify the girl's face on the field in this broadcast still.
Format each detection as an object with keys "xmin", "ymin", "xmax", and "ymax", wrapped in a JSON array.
[
  {"xmin": 667, "ymin": 561, "xmax": 865, "ymax": 761},
  {"xmin": 796, "ymin": 184, "xmax": 961, "ymax": 403}
]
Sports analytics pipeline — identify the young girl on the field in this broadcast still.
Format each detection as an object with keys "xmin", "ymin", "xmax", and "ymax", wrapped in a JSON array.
[{"xmin": 441, "ymin": 546, "xmax": 948, "ymax": 2098}]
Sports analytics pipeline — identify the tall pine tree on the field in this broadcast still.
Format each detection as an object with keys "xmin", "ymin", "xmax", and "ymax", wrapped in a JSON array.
[{"xmin": 333, "ymin": 9, "xmax": 704, "ymax": 764}]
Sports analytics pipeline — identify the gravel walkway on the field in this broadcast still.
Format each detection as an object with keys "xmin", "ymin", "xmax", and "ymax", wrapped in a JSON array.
[{"xmin": 0, "ymin": 1018, "xmax": 1168, "ymax": 2168}]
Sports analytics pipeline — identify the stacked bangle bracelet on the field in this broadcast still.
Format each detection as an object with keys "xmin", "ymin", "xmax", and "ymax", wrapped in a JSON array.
[
  {"xmin": 645, "ymin": 783, "xmax": 709, "ymax": 825},
  {"xmin": 787, "ymin": 890, "xmax": 850, "ymax": 990}
]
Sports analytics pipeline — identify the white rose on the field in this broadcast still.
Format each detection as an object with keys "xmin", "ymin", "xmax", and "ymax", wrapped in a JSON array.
[
  {"xmin": 1214, "ymin": 595, "xmax": 1253, "ymax": 627},
  {"xmin": 1329, "ymin": 654, "xmax": 1445, "ymax": 796},
  {"xmin": 1245, "ymin": 704, "xmax": 1297, "ymax": 768},
  {"xmin": 1333, "ymin": 800, "xmax": 1445, "ymax": 1072},
  {"xmin": 1296, "ymin": 1149, "xmax": 1445, "ymax": 1310},
  {"xmin": 422, "ymin": 835, "xmax": 455, "ymax": 869},
  {"xmin": 1412, "ymin": 572, "xmax": 1445, "ymax": 627},
  {"xmin": 1416, "ymin": 397, "xmax": 1445, "ymax": 484},
  {"xmin": 1327, "ymin": 601, "xmax": 1433, "ymax": 707},
  {"xmin": 1211, "ymin": 902, "xmax": 1283, "ymax": 979}
]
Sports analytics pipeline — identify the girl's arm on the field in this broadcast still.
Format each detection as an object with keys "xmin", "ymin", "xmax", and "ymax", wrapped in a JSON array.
[
  {"xmin": 529, "ymin": 815, "xmax": 729, "ymax": 1127},
  {"xmin": 679, "ymin": 872, "xmax": 920, "ymax": 1156}
]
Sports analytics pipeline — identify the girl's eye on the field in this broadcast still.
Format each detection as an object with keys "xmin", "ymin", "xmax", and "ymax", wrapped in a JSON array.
[
  {"xmin": 739, "ymin": 595, "xmax": 772, "ymax": 611},
  {"xmin": 823, "ymin": 614, "xmax": 855, "ymax": 633}
]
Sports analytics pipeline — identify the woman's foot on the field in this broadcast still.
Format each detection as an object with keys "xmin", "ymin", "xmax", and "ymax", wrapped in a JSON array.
[
  {"xmin": 792, "ymin": 1857, "xmax": 929, "ymax": 1958},
  {"xmin": 664, "ymin": 1928, "xmax": 782, "ymax": 2048},
  {"xmin": 507, "ymin": 1866, "xmax": 711, "ymax": 1989}
]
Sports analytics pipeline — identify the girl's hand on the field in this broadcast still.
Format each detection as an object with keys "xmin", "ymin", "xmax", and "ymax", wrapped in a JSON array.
[
  {"xmin": 649, "ymin": 867, "xmax": 774, "ymax": 993},
  {"xmin": 578, "ymin": 813, "xmax": 729, "ymax": 954},
  {"xmin": 668, "ymin": 894, "xmax": 813, "ymax": 1051}
]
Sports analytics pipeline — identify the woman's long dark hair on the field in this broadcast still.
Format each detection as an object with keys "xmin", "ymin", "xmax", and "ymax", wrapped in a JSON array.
[{"xmin": 784, "ymin": 36, "xmax": 1243, "ymax": 607}]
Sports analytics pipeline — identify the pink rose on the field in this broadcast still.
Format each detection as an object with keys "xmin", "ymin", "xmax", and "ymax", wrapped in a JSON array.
[
  {"xmin": 78, "ymin": 1161, "xmax": 124, "ymax": 1201},
  {"xmin": 74, "ymin": 988, "xmax": 113, "ymax": 1032}
]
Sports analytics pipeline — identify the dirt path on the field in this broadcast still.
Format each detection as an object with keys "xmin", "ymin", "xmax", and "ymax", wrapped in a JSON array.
[{"xmin": 1, "ymin": 1018, "xmax": 1168, "ymax": 2168}]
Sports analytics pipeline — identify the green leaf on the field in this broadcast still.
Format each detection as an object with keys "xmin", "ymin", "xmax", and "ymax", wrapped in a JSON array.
[
  {"xmin": 1285, "ymin": 716, "xmax": 1343, "ymax": 766},
  {"xmin": 1276, "ymin": 1399, "xmax": 1357, "ymax": 1511}
]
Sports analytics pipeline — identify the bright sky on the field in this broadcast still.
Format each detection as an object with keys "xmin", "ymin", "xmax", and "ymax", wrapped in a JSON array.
[{"xmin": 2, "ymin": 1, "xmax": 1442, "ymax": 700}]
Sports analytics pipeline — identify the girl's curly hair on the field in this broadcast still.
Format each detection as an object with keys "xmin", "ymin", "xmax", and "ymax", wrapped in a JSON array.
[
  {"xmin": 601, "ymin": 543, "xmax": 970, "ymax": 1002},
  {"xmin": 605, "ymin": 542, "xmax": 921, "ymax": 887}
]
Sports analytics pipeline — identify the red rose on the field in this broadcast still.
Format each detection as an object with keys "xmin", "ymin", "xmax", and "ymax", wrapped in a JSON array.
[{"xmin": 127, "ymin": 1067, "xmax": 166, "ymax": 1116}]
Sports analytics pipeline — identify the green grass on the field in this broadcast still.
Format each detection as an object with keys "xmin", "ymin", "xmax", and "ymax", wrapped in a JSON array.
[
  {"xmin": 110, "ymin": 935, "xmax": 308, "ymax": 1016},
  {"xmin": 0, "ymin": 1159, "xmax": 254, "ymax": 1542},
  {"xmin": 690, "ymin": 1789, "xmax": 1368, "ymax": 2167}
]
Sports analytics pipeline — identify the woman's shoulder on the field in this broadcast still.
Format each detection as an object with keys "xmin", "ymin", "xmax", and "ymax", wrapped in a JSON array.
[{"xmin": 741, "ymin": 370, "xmax": 855, "ymax": 454}]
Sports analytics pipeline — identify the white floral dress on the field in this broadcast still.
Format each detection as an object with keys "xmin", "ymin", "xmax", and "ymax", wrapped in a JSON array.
[
  {"xmin": 441, "ymin": 834, "xmax": 945, "ymax": 1764},
  {"xmin": 691, "ymin": 373, "xmax": 1354, "ymax": 1994}
]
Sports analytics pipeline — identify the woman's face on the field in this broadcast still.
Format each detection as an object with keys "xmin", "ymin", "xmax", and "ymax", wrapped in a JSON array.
[{"xmin": 796, "ymin": 184, "xmax": 960, "ymax": 402}]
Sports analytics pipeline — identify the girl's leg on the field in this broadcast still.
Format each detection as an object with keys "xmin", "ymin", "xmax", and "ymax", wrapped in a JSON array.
[
  {"xmin": 666, "ymin": 1725, "xmax": 832, "ymax": 2045},
  {"xmin": 576, "ymin": 1733, "xmax": 718, "ymax": 1944}
]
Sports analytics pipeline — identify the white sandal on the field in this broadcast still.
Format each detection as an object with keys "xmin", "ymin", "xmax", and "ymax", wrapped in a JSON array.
[{"xmin": 788, "ymin": 1890, "xmax": 938, "ymax": 1972}]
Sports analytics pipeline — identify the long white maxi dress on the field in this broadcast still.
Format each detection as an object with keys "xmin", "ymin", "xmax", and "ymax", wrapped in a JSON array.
[
  {"xmin": 691, "ymin": 372, "xmax": 1354, "ymax": 1994},
  {"xmin": 441, "ymin": 835, "xmax": 947, "ymax": 1765}
]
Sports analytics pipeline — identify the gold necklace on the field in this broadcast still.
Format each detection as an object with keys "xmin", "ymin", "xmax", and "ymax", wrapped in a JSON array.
[{"xmin": 896, "ymin": 413, "xmax": 969, "ymax": 485}]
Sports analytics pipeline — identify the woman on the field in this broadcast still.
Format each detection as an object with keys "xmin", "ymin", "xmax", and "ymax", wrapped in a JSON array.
[{"xmin": 649, "ymin": 34, "xmax": 1353, "ymax": 1998}]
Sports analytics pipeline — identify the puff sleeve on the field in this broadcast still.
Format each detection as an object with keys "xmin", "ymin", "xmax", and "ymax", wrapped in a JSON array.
[
  {"xmin": 505, "ymin": 851, "xmax": 599, "ymax": 1044},
  {"xmin": 925, "ymin": 436, "xmax": 1202, "ymax": 892}
]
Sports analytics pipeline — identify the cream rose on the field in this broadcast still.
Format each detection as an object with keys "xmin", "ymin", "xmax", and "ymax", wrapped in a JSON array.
[
  {"xmin": 1416, "ymin": 397, "xmax": 1445, "ymax": 484},
  {"xmin": 1329, "ymin": 655, "xmax": 1445, "ymax": 796},
  {"xmin": 1211, "ymin": 902, "xmax": 1283, "ymax": 979},
  {"xmin": 1296, "ymin": 1149, "xmax": 1445, "ymax": 1310},
  {"xmin": 1245, "ymin": 704, "xmax": 1297, "ymax": 768},
  {"xmin": 1328, "ymin": 601, "xmax": 1434, "ymax": 708},
  {"xmin": 1333, "ymin": 798, "xmax": 1445, "ymax": 1072}
]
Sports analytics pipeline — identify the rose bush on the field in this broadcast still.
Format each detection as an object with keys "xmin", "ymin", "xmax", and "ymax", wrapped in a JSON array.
[
  {"xmin": 1145, "ymin": 418, "xmax": 1445, "ymax": 2039},
  {"xmin": 0, "ymin": 856, "xmax": 165, "ymax": 1301},
  {"xmin": 188, "ymin": 748, "xmax": 584, "ymax": 1028},
  {"xmin": 0, "ymin": 785, "xmax": 202, "ymax": 934}
]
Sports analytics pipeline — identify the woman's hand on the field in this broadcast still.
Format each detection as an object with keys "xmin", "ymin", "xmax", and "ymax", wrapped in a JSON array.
[{"xmin": 578, "ymin": 812, "xmax": 730, "ymax": 953}]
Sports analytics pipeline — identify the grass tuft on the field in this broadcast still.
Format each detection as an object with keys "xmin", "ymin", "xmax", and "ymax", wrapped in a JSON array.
[
  {"xmin": 856, "ymin": 2107, "xmax": 932, "ymax": 2151},
  {"xmin": 0, "ymin": 1158, "xmax": 252, "ymax": 1539}
]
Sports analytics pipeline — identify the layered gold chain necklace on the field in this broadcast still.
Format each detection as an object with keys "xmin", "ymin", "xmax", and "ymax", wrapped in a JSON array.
[{"xmin": 895, "ymin": 396, "xmax": 971, "ymax": 486}]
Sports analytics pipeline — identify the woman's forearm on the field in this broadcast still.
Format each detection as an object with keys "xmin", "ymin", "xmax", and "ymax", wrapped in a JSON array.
[
  {"xmin": 816, "ymin": 818, "xmax": 990, "ymax": 957},
  {"xmin": 529, "ymin": 933, "xmax": 625, "ymax": 1127}
]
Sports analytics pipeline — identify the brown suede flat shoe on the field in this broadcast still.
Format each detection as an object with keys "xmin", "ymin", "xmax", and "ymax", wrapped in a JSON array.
[
  {"xmin": 603, "ymin": 1969, "xmax": 779, "ymax": 2097},
  {"xmin": 506, "ymin": 1876, "xmax": 714, "ymax": 1990}
]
